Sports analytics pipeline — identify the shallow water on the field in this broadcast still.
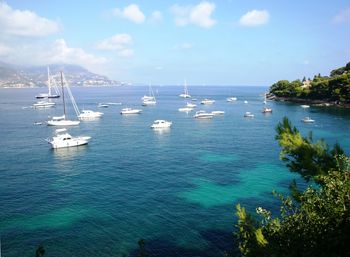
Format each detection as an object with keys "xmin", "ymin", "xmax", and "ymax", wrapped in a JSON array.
[{"xmin": 1, "ymin": 86, "xmax": 349, "ymax": 256}]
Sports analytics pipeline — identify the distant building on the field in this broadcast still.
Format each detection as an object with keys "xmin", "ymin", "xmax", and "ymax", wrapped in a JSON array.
[{"xmin": 301, "ymin": 79, "xmax": 311, "ymax": 89}]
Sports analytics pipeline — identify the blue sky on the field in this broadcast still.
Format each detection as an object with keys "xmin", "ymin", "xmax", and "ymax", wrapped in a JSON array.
[{"xmin": 1, "ymin": 0, "xmax": 350, "ymax": 85}]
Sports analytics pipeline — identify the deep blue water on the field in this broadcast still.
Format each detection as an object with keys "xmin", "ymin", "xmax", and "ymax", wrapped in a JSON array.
[{"xmin": 1, "ymin": 86, "xmax": 350, "ymax": 257}]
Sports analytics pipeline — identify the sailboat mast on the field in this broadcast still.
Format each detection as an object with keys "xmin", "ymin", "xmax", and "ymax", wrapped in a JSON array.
[
  {"xmin": 47, "ymin": 67, "xmax": 51, "ymax": 96},
  {"xmin": 60, "ymin": 71, "xmax": 66, "ymax": 119}
]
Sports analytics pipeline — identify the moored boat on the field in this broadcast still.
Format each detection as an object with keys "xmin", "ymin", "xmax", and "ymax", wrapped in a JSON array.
[
  {"xmin": 193, "ymin": 110, "xmax": 214, "ymax": 119},
  {"xmin": 120, "ymin": 108, "xmax": 142, "ymax": 114},
  {"xmin": 46, "ymin": 128, "xmax": 91, "ymax": 149},
  {"xmin": 150, "ymin": 120, "xmax": 172, "ymax": 128}
]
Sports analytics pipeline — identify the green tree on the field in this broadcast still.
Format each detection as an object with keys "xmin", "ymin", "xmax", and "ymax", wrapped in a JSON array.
[
  {"xmin": 275, "ymin": 117, "xmax": 343, "ymax": 181},
  {"xmin": 235, "ymin": 118, "xmax": 350, "ymax": 257}
]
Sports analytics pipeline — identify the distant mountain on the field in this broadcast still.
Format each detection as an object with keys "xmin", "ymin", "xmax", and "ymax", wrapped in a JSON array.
[{"xmin": 0, "ymin": 62, "xmax": 121, "ymax": 88}]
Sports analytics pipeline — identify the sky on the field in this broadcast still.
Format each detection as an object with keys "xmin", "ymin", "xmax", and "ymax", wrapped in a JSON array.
[{"xmin": 0, "ymin": 0, "xmax": 350, "ymax": 86}]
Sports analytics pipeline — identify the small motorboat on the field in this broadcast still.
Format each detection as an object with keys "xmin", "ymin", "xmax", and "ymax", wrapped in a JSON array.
[
  {"xmin": 33, "ymin": 101, "xmax": 55, "ymax": 108},
  {"xmin": 200, "ymin": 99, "xmax": 215, "ymax": 105},
  {"xmin": 301, "ymin": 117, "xmax": 315, "ymax": 123},
  {"xmin": 244, "ymin": 112, "xmax": 254, "ymax": 118},
  {"xmin": 120, "ymin": 108, "xmax": 142, "ymax": 114},
  {"xmin": 186, "ymin": 102, "xmax": 196, "ymax": 108},
  {"xmin": 262, "ymin": 107, "xmax": 272, "ymax": 113},
  {"xmin": 300, "ymin": 105, "xmax": 310, "ymax": 108},
  {"xmin": 178, "ymin": 107, "xmax": 193, "ymax": 112},
  {"xmin": 211, "ymin": 111, "xmax": 225, "ymax": 115},
  {"xmin": 193, "ymin": 110, "xmax": 214, "ymax": 119},
  {"xmin": 78, "ymin": 110, "xmax": 104, "ymax": 119},
  {"xmin": 226, "ymin": 97, "xmax": 237, "ymax": 102},
  {"xmin": 98, "ymin": 103, "xmax": 109, "ymax": 108},
  {"xmin": 151, "ymin": 120, "xmax": 172, "ymax": 129},
  {"xmin": 46, "ymin": 128, "xmax": 91, "ymax": 149}
]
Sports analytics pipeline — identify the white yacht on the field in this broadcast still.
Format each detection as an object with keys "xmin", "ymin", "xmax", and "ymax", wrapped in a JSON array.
[
  {"xmin": 151, "ymin": 120, "xmax": 172, "ymax": 128},
  {"xmin": 47, "ymin": 71, "xmax": 80, "ymax": 126},
  {"xmin": 211, "ymin": 110, "xmax": 225, "ymax": 115},
  {"xmin": 46, "ymin": 128, "xmax": 91, "ymax": 149},
  {"xmin": 301, "ymin": 105, "xmax": 310, "ymax": 108},
  {"xmin": 33, "ymin": 100, "xmax": 55, "ymax": 108},
  {"xmin": 179, "ymin": 79, "xmax": 191, "ymax": 98},
  {"xmin": 78, "ymin": 109, "xmax": 104, "ymax": 119},
  {"xmin": 200, "ymin": 99, "xmax": 215, "ymax": 105},
  {"xmin": 193, "ymin": 110, "xmax": 214, "ymax": 119},
  {"xmin": 120, "ymin": 108, "xmax": 142, "ymax": 114},
  {"xmin": 244, "ymin": 112, "xmax": 254, "ymax": 118},
  {"xmin": 301, "ymin": 117, "xmax": 315, "ymax": 123},
  {"xmin": 226, "ymin": 97, "xmax": 237, "ymax": 102}
]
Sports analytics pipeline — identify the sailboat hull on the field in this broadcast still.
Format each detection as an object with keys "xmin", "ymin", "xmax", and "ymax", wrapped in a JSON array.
[
  {"xmin": 48, "ymin": 95, "xmax": 60, "ymax": 98},
  {"xmin": 47, "ymin": 120, "xmax": 80, "ymax": 126}
]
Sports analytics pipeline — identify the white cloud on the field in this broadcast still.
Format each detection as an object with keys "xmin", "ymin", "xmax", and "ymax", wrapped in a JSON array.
[
  {"xmin": 150, "ymin": 11, "xmax": 163, "ymax": 23},
  {"xmin": 113, "ymin": 4, "xmax": 145, "ymax": 24},
  {"xmin": 0, "ymin": 2, "xmax": 59, "ymax": 37},
  {"xmin": 238, "ymin": 10, "xmax": 269, "ymax": 27},
  {"xmin": 333, "ymin": 7, "xmax": 350, "ymax": 24},
  {"xmin": 0, "ymin": 39, "xmax": 107, "ymax": 74},
  {"xmin": 96, "ymin": 34, "xmax": 134, "ymax": 58},
  {"xmin": 171, "ymin": 1, "xmax": 216, "ymax": 28},
  {"xmin": 48, "ymin": 39, "xmax": 106, "ymax": 66},
  {"xmin": 96, "ymin": 34, "xmax": 132, "ymax": 51},
  {"xmin": 174, "ymin": 42, "xmax": 193, "ymax": 50}
]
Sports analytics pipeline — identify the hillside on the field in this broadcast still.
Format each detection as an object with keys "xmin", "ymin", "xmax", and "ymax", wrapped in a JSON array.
[
  {"xmin": 268, "ymin": 62, "xmax": 350, "ymax": 105},
  {"xmin": 0, "ymin": 62, "xmax": 120, "ymax": 88}
]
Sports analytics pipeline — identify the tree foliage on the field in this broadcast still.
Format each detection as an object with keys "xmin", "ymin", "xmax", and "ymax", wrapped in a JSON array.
[
  {"xmin": 275, "ymin": 117, "xmax": 344, "ymax": 181},
  {"xmin": 234, "ymin": 118, "xmax": 350, "ymax": 257},
  {"xmin": 269, "ymin": 62, "xmax": 350, "ymax": 103}
]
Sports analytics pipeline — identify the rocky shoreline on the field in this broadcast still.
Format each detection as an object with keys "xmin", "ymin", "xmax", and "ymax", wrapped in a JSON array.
[{"xmin": 267, "ymin": 94, "xmax": 350, "ymax": 108}]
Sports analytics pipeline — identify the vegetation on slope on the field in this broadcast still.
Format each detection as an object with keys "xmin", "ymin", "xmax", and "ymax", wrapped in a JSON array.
[{"xmin": 269, "ymin": 62, "xmax": 350, "ymax": 103}]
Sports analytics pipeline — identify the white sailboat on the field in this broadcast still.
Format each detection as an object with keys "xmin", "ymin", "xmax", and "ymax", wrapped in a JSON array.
[
  {"xmin": 142, "ymin": 84, "xmax": 156, "ymax": 105},
  {"xmin": 141, "ymin": 84, "xmax": 156, "ymax": 101},
  {"xmin": 35, "ymin": 67, "xmax": 60, "ymax": 99},
  {"xmin": 47, "ymin": 72, "xmax": 80, "ymax": 126},
  {"xmin": 47, "ymin": 67, "xmax": 60, "ymax": 98},
  {"xmin": 179, "ymin": 79, "xmax": 191, "ymax": 98}
]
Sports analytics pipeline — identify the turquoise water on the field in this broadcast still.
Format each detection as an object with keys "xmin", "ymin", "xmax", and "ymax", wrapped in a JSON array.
[{"xmin": 1, "ymin": 86, "xmax": 350, "ymax": 257}]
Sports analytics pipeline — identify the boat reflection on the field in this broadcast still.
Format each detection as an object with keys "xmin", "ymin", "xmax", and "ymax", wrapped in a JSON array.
[
  {"xmin": 51, "ymin": 144, "xmax": 88, "ymax": 161},
  {"xmin": 152, "ymin": 127, "xmax": 171, "ymax": 135}
]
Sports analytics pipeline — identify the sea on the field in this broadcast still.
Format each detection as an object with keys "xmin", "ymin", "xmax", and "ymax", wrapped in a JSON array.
[{"xmin": 1, "ymin": 86, "xmax": 350, "ymax": 257}]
